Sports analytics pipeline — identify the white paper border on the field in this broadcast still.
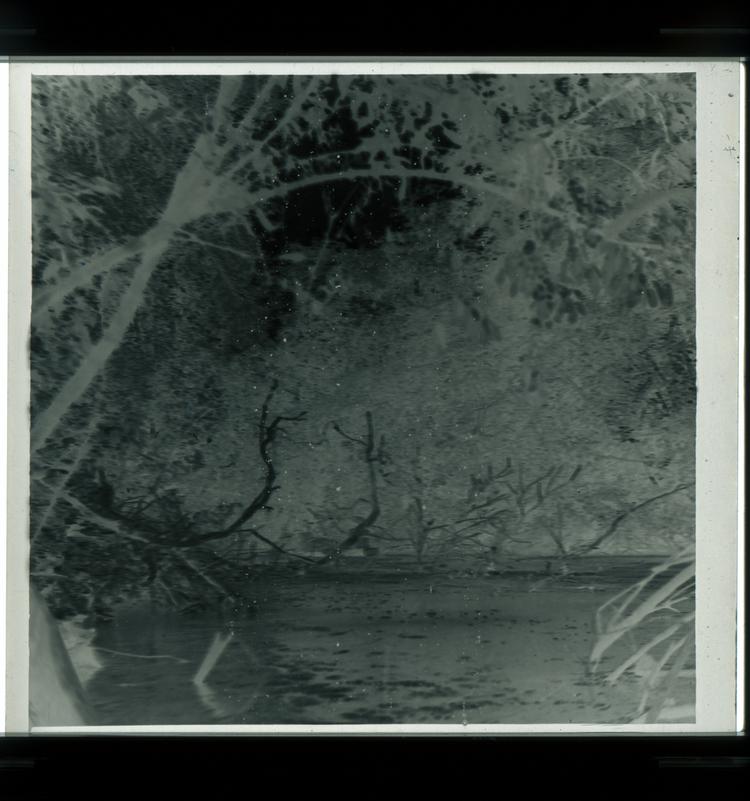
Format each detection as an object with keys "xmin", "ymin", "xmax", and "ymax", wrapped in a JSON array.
[
  {"xmin": 0, "ymin": 57, "xmax": 9, "ymax": 733},
  {"xmin": 5, "ymin": 58, "xmax": 743, "ymax": 735}
]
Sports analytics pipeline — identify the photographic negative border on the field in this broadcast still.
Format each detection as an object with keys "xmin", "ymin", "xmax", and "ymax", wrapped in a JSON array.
[{"xmin": 4, "ymin": 57, "xmax": 743, "ymax": 735}]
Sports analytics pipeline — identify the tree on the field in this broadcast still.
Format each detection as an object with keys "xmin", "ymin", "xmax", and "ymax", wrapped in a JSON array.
[
  {"xmin": 30, "ymin": 71, "xmax": 697, "ymax": 613},
  {"xmin": 31, "ymin": 73, "xmax": 695, "ymax": 453},
  {"xmin": 32, "ymin": 380, "xmax": 307, "ymax": 615},
  {"xmin": 315, "ymin": 412, "xmax": 384, "ymax": 563}
]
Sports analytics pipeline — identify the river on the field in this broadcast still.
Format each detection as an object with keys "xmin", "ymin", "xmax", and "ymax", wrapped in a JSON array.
[{"xmin": 83, "ymin": 561, "xmax": 695, "ymax": 726}]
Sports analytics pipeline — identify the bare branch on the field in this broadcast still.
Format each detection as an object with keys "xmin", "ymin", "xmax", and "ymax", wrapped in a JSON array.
[
  {"xmin": 31, "ymin": 411, "xmax": 100, "ymax": 542},
  {"xmin": 40, "ymin": 483, "xmax": 150, "ymax": 545},
  {"xmin": 237, "ymin": 527, "xmax": 317, "ymax": 564},
  {"xmin": 178, "ymin": 380, "xmax": 302, "ymax": 547},
  {"xmin": 331, "ymin": 422, "xmax": 366, "ymax": 447},
  {"xmin": 575, "ymin": 483, "xmax": 693, "ymax": 557},
  {"xmin": 171, "ymin": 551, "xmax": 235, "ymax": 600},
  {"xmin": 317, "ymin": 411, "xmax": 380, "ymax": 563}
]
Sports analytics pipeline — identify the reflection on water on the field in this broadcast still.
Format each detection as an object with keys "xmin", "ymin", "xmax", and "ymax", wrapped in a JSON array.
[{"xmin": 85, "ymin": 572, "xmax": 695, "ymax": 725}]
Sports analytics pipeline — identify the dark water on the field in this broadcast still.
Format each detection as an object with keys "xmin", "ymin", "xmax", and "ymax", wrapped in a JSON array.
[{"xmin": 85, "ymin": 569, "xmax": 694, "ymax": 725}]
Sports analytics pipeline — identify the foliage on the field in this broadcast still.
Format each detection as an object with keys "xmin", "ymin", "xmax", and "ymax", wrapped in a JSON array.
[
  {"xmin": 31, "ymin": 73, "xmax": 695, "ymax": 448},
  {"xmin": 29, "ymin": 72, "xmax": 697, "ymax": 615},
  {"xmin": 589, "ymin": 548, "xmax": 695, "ymax": 722}
]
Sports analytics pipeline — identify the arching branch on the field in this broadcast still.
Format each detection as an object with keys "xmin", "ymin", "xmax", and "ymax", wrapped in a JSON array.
[{"xmin": 173, "ymin": 380, "xmax": 306, "ymax": 547}]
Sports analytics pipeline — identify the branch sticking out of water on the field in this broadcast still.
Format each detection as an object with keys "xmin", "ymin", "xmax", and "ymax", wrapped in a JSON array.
[{"xmin": 193, "ymin": 631, "xmax": 235, "ymax": 685}]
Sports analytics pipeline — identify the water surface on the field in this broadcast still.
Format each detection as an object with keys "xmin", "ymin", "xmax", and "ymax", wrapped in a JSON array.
[{"xmin": 86, "ymin": 568, "xmax": 693, "ymax": 725}]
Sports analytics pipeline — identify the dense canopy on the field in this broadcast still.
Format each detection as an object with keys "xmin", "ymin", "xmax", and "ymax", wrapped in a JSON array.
[{"xmin": 29, "ymin": 72, "xmax": 696, "ymax": 617}]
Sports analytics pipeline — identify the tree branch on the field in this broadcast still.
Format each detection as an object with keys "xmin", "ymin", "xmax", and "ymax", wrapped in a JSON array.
[
  {"xmin": 176, "ymin": 380, "xmax": 305, "ymax": 547},
  {"xmin": 233, "ymin": 527, "xmax": 317, "ymax": 564},
  {"xmin": 331, "ymin": 422, "xmax": 366, "ymax": 447},
  {"xmin": 574, "ymin": 483, "xmax": 693, "ymax": 556},
  {"xmin": 317, "ymin": 412, "xmax": 380, "ymax": 563}
]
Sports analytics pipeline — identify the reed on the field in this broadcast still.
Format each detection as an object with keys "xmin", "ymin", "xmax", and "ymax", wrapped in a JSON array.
[{"xmin": 589, "ymin": 547, "xmax": 695, "ymax": 723}]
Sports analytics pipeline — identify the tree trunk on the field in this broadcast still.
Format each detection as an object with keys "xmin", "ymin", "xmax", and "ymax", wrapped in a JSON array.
[{"xmin": 29, "ymin": 588, "xmax": 92, "ymax": 727}]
